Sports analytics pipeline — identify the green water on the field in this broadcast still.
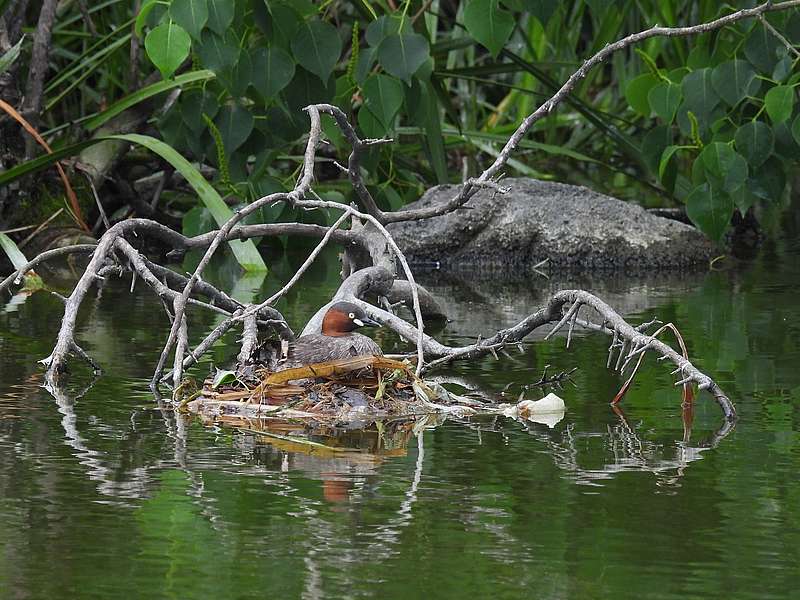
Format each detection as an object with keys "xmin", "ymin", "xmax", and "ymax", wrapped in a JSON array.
[{"xmin": 1, "ymin": 238, "xmax": 799, "ymax": 600}]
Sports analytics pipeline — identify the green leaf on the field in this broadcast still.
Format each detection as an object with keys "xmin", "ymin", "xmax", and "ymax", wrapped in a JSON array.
[
  {"xmin": 730, "ymin": 185, "xmax": 757, "ymax": 213},
  {"xmin": 268, "ymin": 3, "xmax": 301, "ymax": 49},
  {"xmin": 111, "ymin": 134, "xmax": 266, "ymax": 271},
  {"xmin": 291, "ymin": 19, "xmax": 342, "ymax": 82},
  {"xmin": 220, "ymin": 48, "xmax": 252, "ymax": 97},
  {"xmin": 196, "ymin": 30, "xmax": 239, "ymax": 73},
  {"xmin": 0, "ymin": 35, "xmax": 24, "ymax": 76},
  {"xmin": 377, "ymin": 33, "xmax": 430, "ymax": 85},
  {"xmin": 214, "ymin": 104, "xmax": 254, "ymax": 154},
  {"xmin": 749, "ymin": 156, "xmax": 785, "ymax": 201},
  {"xmin": 772, "ymin": 55, "xmax": 793, "ymax": 82},
  {"xmin": 658, "ymin": 145, "xmax": 684, "ymax": 181},
  {"xmin": 641, "ymin": 125, "xmax": 672, "ymax": 175},
  {"xmin": 521, "ymin": 0, "xmax": 559, "ymax": 26},
  {"xmin": 625, "ymin": 73, "xmax": 659, "ymax": 116},
  {"xmin": 354, "ymin": 47, "xmax": 377, "ymax": 85},
  {"xmin": 648, "ymin": 81, "xmax": 682, "ymax": 123},
  {"xmin": 357, "ymin": 101, "xmax": 386, "ymax": 137},
  {"xmin": 145, "ymin": 22, "xmax": 192, "ymax": 79},
  {"xmin": 86, "ymin": 70, "xmax": 215, "ymax": 131},
  {"xmin": 181, "ymin": 88, "xmax": 220, "ymax": 133},
  {"xmin": 212, "ymin": 369, "xmax": 237, "ymax": 389},
  {"xmin": 735, "ymin": 121, "xmax": 774, "ymax": 168},
  {"xmin": 464, "ymin": 0, "xmax": 515, "ymax": 58},
  {"xmin": 206, "ymin": 0, "xmax": 234, "ymax": 35},
  {"xmin": 0, "ymin": 233, "xmax": 28, "ymax": 271},
  {"xmin": 365, "ymin": 15, "xmax": 410, "ymax": 46},
  {"xmin": 765, "ymin": 85, "xmax": 795, "ymax": 123},
  {"xmin": 182, "ymin": 206, "xmax": 216, "ymax": 237},
  {"xmin": 686, "ymin": 183, "xmax": 733, "ymax": 242},
  {"xmin": 169, "ymin": 0, "xmax": 208, "ymax": 40},
  {"xmin": 251, "ymin": 46, "xmax": 295, "ymax": 100},
  {"xmin": 744, "ymin": 22, "xmax": 781, "ymax": 74},
  {"xmin": 681, "ymin": 68, "xmax": 719, "ymax": 123},
  {"xmin": 711, "ymin": 59, "xmax": 758, "ymax": 107},
  {"xmin": 698, "ymin": 142, "xmax": 748, "ymax": 193},
  {"xmin": 362, "ymin": 74, "xmax": 404, "ymax": 129}
]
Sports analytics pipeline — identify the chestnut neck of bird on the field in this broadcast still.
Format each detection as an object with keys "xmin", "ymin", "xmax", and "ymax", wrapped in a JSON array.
[{"xmin": 321, "ymin": 309, "xmax": 354, "ymax": 337}]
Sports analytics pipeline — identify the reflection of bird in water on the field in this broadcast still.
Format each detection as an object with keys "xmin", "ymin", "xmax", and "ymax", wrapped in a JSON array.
[{"xmin": 259, "ymin": 302, "xmax": 382, "ymax": 371}]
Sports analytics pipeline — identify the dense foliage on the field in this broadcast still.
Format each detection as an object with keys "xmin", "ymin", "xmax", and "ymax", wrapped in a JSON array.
[{"xmin": 1, "ymin": 0, "xmax": 800, "ymax": 247}]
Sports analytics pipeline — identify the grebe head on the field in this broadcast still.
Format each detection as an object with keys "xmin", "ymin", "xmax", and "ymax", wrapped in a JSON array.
[{"xmin": 321, "ymin": 302, "xmax": 380, "ymax": 337}]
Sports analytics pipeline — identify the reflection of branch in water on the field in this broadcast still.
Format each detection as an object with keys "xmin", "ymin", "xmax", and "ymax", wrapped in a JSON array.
[
  {"xmin": 520, "ymin": 403, "xmax": 735, "ymax": 488},
  {"xmin": 44, "ymin": 378, "xmax": 148, "ymax": 502}
]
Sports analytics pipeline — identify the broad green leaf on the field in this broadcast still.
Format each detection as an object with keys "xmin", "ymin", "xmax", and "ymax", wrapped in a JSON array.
[
  {"xmin": 291, "ymin": 19, "xmax": 342, "ymax": 82},
  {"xmin": 206, "ymin": 0, "xmax": 234, "ymax": 35},
  {"xmin": 170, "ymin": 0, "xmax": 208, "ymax": 40},
  {"xmin": 362, "ymin": 74, "xmax": 404, "ymax": 129},
  {"xmin": 686, "ymin": 183, "xmax": 733, "ymax": 242},
  {"xmin": 648, "ymin": 81, "xmax": 682, "ymax": 123},
  {"xmin": 182, "ymin": 206, "xmax": 216, "ymax": 237},
  {"xmin": 681, "ymin": 68, "xmax": 719, "ymax": 124},
  {"xmin": 220, "ymin": 49, "xmax": 252, "ymax": 97},
  {"xmin": 658, "ymin": 145, "xmax": 684, "ymax": 181},
  {"xmin": 251, "ymin": 46, "xmax": 295, "ymax": 100},
  {"xmin": 378, "ymin": 33, "xmax": 430, "ymax": 85},
  {"xmin": 711, "ymin": 59, "xmax": 758, "ymax": 107},
  {"xmin": 749, "ymin": 157, "xmax": 785, "ymax": 201},
  {"xmin": 214, "ymin": 104, "xmax": 254, "ymax": 154},
  {"xmin": 86, "ymin": 70, "xmax": 215, "ymax": 131},
  {"xmin": 765, "ymin": 85, "xmax": 795, "ymax": 123},
  {"xmin": 0, "ymin": 233, "xmax": 28, "ymax": 271},
  {"xmin": 772, "ymin": 121, "xmax": 800, "ymax": 160},
  {"xmin": 698, "ymin": 142, "xmax": 747, "ymax": 193},
  {"xmin": 464, "ymin": 0, "xmax": 515, "ymax": 58},
  {"xmin": 283, "ymin": 67, "xmax": 336, "ymax": 118},
  {"xmin": 772, "ymin": 55, "xmax": 793, "ymax": 82},
  {"xmin": 735, "ymin": 121, "xmax": 774, "ymax": 168},
  {"xmin": 730, "ymin": 185, "xmax": 757, "ymax": 213},
  {"xmin": 196, "ymin": 30, "xmax": 239, "ymax": 73},
  {"xmin": 641, "ymin": 125, "xmax": 672, "ymax": 175},
  {"xmin": 212, "ymin": 369, "xmax": 237, "ymax": 389},
  {"xmin": 181, "ymin": 88, "xmax": 220, "ymax": 133},
  {"xmin": 145, "ymin": 22, "xmax": 192, "ymax": 79},
  {"xmin": 111, "ymin": 134, "xmax": 266, "ymax": 271},
  {"xmin": 0, "ymin": 35, "xmax": 24, "ymax": 76},
  {"xmin": 624, "ymin": 73, "xmax": 658, "ymax": 116},
  {"xmin": 744, "ymin": 22, "xmax": 781, "ymax": 74},
  {"xmin": 268, "ymin": 3, "xmax": 301, "ymax": 49},
  {"xmin": 355, "ymin": 47, "xmax": 377, "ymax": 85},
  {"xmin": 365, "ymin": 15, "xmax": 410, "ymax": 46},
  {"xmin": 357, "ymin": 101, "xmax": 386, "ymax": 137},
  {"xmin": 521, "ymin": 0, "xmax": 559, "ymax": 26}
]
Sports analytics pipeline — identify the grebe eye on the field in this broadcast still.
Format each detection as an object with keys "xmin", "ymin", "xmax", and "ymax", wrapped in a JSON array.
[{"xmin": 348, "ymin": 312, "xmax": 355, "ymax": 319}]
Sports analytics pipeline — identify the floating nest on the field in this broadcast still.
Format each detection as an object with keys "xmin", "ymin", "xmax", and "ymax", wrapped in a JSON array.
[{"xmin": 177, "ymin": 356, "xmax": 473, "ymax": 422}]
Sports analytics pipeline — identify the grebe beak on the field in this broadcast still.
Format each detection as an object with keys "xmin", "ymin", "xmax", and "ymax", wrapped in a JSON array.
[{"xmin": 354, "ymin": 316, "xmax": 380, "ymax": 328}]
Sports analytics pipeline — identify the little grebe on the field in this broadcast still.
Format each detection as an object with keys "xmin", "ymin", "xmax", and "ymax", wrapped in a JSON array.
[{"xmin": 273, "ymin": 301, "xmax": 382, "ymax": 370}]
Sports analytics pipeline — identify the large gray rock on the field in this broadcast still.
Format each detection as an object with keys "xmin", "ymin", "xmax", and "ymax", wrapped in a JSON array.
[{"xmin": 389, "ymin": 178, "xmax": 714, "ymax": 271}]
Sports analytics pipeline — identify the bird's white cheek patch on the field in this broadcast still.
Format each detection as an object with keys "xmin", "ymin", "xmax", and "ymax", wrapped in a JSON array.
[{"xmin": 353, "ymin": 318, "xmax": 365, "ymax": 326}]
